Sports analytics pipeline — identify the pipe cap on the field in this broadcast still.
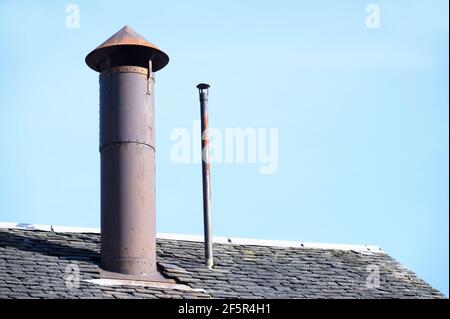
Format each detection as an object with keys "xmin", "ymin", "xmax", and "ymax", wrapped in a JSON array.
[
  {"xmin": 85, "ymin": 25, "xmax": 169, "ymax": 72},
  {"xmin": 196, "ymin": 83, "xmax": 210, "ymax": 90}
]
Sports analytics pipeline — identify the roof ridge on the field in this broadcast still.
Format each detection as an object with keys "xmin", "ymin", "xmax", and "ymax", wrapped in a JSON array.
[{"xmin": 0, "ymin": 221, "xmax": 382, "ymax": 253}]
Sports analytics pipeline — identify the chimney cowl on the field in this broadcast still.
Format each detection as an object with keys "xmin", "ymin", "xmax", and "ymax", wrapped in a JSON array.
[{"xmin": 85, "ymin": 25, "xmax": 169, "ymax": 72}]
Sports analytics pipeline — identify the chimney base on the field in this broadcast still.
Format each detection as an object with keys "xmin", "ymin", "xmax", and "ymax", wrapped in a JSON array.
[{"xmin": 100, "ymin": 269, "xmax": 174, "ymax": 283}]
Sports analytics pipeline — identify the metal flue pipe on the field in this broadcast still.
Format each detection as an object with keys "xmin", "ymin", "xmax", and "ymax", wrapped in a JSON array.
[
  {"xmin": 85, "ymin": 26, "xmax": 169, "ymax": 280},
  {"xmin": 197, "ymin": 83, "xmax": 214, "ymax": 269}
]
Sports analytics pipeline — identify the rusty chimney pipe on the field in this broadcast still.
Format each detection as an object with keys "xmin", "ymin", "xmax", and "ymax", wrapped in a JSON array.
[
  {"xmin": 85, "ymin": 26, "xmax": 169, "ymax": 279},
  {"xmin": 197, "ymin": 83, "xmax": 213, "ymax": 269}
]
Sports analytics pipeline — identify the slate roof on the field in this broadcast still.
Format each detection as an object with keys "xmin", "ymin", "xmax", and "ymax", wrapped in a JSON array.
[{"xmin": 0, "ymin": 226, "xmax": 444, "ymax": 299}]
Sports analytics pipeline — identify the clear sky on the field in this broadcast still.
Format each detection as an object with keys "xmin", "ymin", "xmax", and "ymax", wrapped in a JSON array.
[{"xmin": 0, "ymin": 0, "xmax": 448, "ymax": 296}]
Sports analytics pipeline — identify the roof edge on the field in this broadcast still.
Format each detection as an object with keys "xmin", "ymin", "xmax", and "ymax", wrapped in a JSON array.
[{"xmin": 0, "ymin": 221, "xmax": 382, "ymax": 253}]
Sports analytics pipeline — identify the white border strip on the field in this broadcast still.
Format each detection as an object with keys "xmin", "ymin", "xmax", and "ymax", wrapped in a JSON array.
[
  {"xmin": 157, "ymin": 233, "xmax": 381, "ymax": 252},
  {"xmin": 0, "ymin": 221, "xmax": 382, "ymax": 253},
  {"xmin": 0, "ymin": 222, "xmax": 100, "ymax": 233},
  {"xmin": 84, "ymin": 278, "xmax": 205, "ymax": 292}
]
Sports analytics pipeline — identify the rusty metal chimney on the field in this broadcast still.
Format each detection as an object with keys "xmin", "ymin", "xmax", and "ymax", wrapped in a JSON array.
[{"xmin": 85, "ymin": 26, "xmax": 169, "ymax": 280}]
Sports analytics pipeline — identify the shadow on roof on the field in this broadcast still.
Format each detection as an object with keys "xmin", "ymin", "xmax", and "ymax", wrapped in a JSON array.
[{"xmin": 0, "ymin": 229, "xmax": 100, "ymax": 264}]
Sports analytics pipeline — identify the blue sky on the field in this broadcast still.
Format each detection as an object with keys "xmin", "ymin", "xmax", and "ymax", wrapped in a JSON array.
[{"xmin": 0, "ymin": 0, "xmax": 448, "ymax": 296}]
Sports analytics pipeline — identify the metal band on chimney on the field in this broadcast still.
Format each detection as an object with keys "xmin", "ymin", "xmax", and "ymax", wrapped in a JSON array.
[{"xmin": 100, "ymin": 66, "xmax": 149, "ymax": 76}]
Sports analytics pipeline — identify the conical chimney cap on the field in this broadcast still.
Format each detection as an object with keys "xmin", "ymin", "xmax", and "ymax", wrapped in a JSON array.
[{"xmin": 85, "ymin": 25, "xmax": 169, "ymax": 72}]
